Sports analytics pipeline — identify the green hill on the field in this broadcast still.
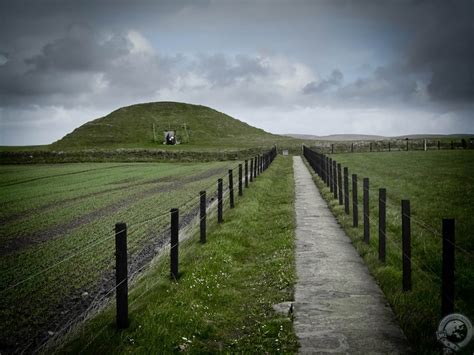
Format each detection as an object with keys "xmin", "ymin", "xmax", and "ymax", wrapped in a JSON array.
[{"xmin": 52, "ymin": 102, "xmax": 293, "ymax": 150}]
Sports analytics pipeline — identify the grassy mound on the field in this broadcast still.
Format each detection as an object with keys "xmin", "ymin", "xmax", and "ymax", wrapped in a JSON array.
[{"xmin": 52, "ymin": 102, "xmax": 295, "ymax": 150}]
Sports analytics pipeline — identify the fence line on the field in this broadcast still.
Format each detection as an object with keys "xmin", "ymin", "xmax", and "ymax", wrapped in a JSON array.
[
  {"xmin": 303, "ymin": 145, "xmax": 459, "ymax": 319},
  {"xmin": 310, "ymin": 137, "xmax": 474, "ymax": 154},
  {"xmin": 30, "ymin": 146, "xmax": 278, "ymax": 353}
]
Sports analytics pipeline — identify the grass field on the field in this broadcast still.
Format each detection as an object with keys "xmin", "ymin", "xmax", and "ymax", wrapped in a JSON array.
[
  {"xmin": 0, "ymin": 102, "xmax": 307, "ymax": 164},
  {"xmin": 0, "ymin": 160, "xmax": 243, "ymax": 353},
  {"xmin": 306, "ymin": 150, "xmax": 474, "ymax": 353},
  {"xmin": 51, "ymin": 156, "xmax": 298, "ymax": 353},
  {"xmin": 51, "ymin": 102, "xmax": 300, "ymax": 151}
]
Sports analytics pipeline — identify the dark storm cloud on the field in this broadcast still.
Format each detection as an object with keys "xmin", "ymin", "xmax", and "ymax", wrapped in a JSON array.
[
  {"xmin": 303, "ymin": 70, "xmax": 343, "ymax": 94},
  {"xmin": 352, "ymin": 0, "xmax": 474, "ymax": 103},
  {"xmin": 1, "ymin": 0, "xmax": 474, "ymax": 145},
  {"xmin": 404, "ymin": 3, "xmax": 474, "ymax": 102},
  {"xmin": 335, "ymin": 64, "xmax": 420, "ymax": 105},
  {"xmin": 0, "ymin": 26, "xmax": 132, "ymax": 106},
  {"xmin": 1, "ymin": 0, "xmax": 473, "ymax": 106},
  {"xmin": 24, "ymin": 26, "xmax": 130, "ymax": 72}
]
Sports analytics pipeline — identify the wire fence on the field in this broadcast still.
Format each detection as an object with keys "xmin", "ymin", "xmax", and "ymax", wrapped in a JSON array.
[
  {"xmin": 303, "ymin": 145, "xmax": 467, "ymax": 321},
  {"xmin": 308, "ymin": 137, "xmax": 474, "ymax": 154},
  {"xmin": 7, "ymin": 147, "xmax": 278, "ymax": 354}
]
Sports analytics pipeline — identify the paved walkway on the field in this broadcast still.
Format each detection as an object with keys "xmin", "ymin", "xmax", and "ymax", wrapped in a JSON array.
[{"xmin": 293, "ymin": 156, "xmax": 409, "ymax": 354}]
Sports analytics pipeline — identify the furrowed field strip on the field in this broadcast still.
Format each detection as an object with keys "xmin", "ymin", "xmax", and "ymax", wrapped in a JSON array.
[
  {"xmin": 3, "ymin": 165, "xmax": 224, "ymax": 225},
  {"xmin": 1, "ymin": 162, "xmax": 234, "ymax": 289},
  {"xmin": 1, "ymin": 163, "xmax": 228, "ymax": 242},
  {"xmin": 0, "ymin": 158, "xmax": 254, "ymax": 353}
]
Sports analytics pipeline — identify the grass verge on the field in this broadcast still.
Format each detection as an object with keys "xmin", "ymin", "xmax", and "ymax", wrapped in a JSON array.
[{"xmin": 56, "ymin": 156, "xmax": 298, "ymax": 354}]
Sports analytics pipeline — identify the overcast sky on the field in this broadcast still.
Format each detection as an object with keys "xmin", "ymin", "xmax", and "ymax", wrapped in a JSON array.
[{"xmin": 0, "ymin": 0, "xmax": 473, "ymax": 145}]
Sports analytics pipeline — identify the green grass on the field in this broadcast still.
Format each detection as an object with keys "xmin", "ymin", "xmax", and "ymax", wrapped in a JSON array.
[
  {"xmin": 0, "ymin": 102, "xmax": 307, "ymax": 164},
  {"xmin": 55, "ymin": 156, "xmax": 297, "ymax": 354},
  {"xmin": 50, "ymin": 101, "xmax": 300, "ymax": 150},
  {"xmin": 305, "ymin": 150, "xmax": 474, "ymax": 353},
  {"xmin": 0, "ymin": 161, "xmax": 245, "ymax": 352},
  {"xmin": 0, "ymin": 102, "xmax": 310, "ymax": 163}
]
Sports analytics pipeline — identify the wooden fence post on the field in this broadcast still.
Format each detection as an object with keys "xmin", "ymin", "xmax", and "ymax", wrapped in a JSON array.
[
  {"xmin": 351, "ymin": 143, "xmax": 354, "ymax": 153},
  {"xmin": 378, "ymin": 188, "xmax": 386, "ymax": 263},
  {"xmin": 333, "ymin": 161, "xmax": 338, "ymax": 200},
  {"xmin": 329, "ymin": 158, "xmax": 333, "ymax": 192},
  {"xmin": 326, "ymin": 157, "xmax": 330, "ymax": 187},
  {"xmin": 337, "ymin": 163, "xmax": 343, "ymax": 205},
  {"xmin": 322, "ymin": 154, "xmax": 327, "ymax": 183},
  {"xmin": 324, "ymin": 156, "xmax": 329, "ymax": 186},
  {"xmin": 331, "ymin": 144, "xmax": 334, "ymax": 154},
  {"xmin": 344, "ymin": 167, "xmax": 349, "ymax": 214},
  {"xmin": 442, "ymin": 219, "xmax": 455, "ymax": 316},
  {"xmin": 228, "ymin": 169, "xmax": 234, "ymax": 208},
  {"xmin": 238, "ymin": 164, "xmax": 243, "ymax": 196},
  {"xmin": 200, "ymin": 191, "xmax": 206, "ymax": 243},
  {"xmin": 170, "ymin": 208, "xmax": 179, "ymax": 281},
  {"xmin": 250, "ymin": 159, "xmax": 253, "ymax": 182},
  {"xmin": 254, "ymin": 156, "xmax": 257, "ymax": 178},
  {"xmin": 217, "ymin": 179, "xmax": 223, "ymax": 223},
  {"xmin": 402, "ymin": 200, "xmax": 411, "ymax": 291},
  {"xmin": 388, "ymin": 142, "xmax": 391, "ymax": 152},
  {"xmin": 245, "ymin": 160, "xmax": 249, "ymax": 187},
  {"xmin": 352, "ymin": 174, "xmax": 358, "ymax": 227},
  {"xmin": 115, "ymin": 222, "xmax": 128, "ymax": 329},
  {"xmin": 370, "ymin": 142, "xmax": 372, "ymax": 152},
  {"xmin": 363, "ymin": 178, "xmax": 370, "ymax": 244}
]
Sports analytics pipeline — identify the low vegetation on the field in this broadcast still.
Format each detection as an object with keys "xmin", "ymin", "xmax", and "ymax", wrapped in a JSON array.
[
  {"xmin": 305, "ymin": 150, "xmax": 474, "ymax": 353},
  {"xmin": 0, "ymin": 102, "xmax": 306, "ymax": 163},
  {"xmin": 56, "ymin": 156, "xmax": 298, "ymax": 353},
  {"xmin": 50, "ymin": 101, "xmax": 304, "ymax": 151},
  {"xmin": 0, "ymin": 161, "xmax": 237, "ymax": 352}
]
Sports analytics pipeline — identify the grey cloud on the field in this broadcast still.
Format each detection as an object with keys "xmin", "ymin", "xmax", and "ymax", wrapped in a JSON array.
[
  {"xmin": 352, "ymin": 0, "xmax": 474, "ymax": 103},
  {"xmin": 193, "ymin": 54, "xmax": 271, "ymax": 87},
  {"xmin": 303, "ymin": 69, "xmax": 343, "ymax": 94},
  {"xmin": 0, "ymin": 26, "xmax": 131, "ymax": 104},
  {"xmin": 0, "ymin": 53, "xmax": 8, "ymax": 66},
  {"xmin": 0, "ymin": 26, "xmax": 161, "ymax": 107},
  {"xmin": 24, "ymin": 25, "xmax": 130, "ymax": 72},
  {"xmin": 337, "ymin": 65, "xmax": 418, "ymax": 104},
  {"xmin": 405, "ymin": 8, "xmax": 474, "ymax": 102}
]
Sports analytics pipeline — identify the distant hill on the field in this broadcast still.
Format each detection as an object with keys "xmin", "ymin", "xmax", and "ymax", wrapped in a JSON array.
[
  {"xmin": 285, "ymin": 133, "xmax": 474, "ymax": 141},
  {"xmin": 284, "ymin": 134, "xmax": 387, "ymax": 141},
  {"xmin": 53, "ymin": 102, "xmax": 298, "ymax": 150}
]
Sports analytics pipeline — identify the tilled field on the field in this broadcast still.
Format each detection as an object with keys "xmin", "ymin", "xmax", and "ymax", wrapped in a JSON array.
[{"xmin": 0, "ymin": 161, "xmax": 235, "ymax": 353}]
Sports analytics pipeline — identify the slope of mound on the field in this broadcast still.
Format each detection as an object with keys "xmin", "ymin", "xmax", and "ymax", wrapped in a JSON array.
[{"xmin": 52, "ymin": 102, "xmax": 289, "ymax": 150}]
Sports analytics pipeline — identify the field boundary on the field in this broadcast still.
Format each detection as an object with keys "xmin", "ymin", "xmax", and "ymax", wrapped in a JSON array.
[
  {"xmin": 0, "ymin": 147, "xmax": 274, "ymax": 164},
  {"xmin": 302, "ymin": 145, "xmax": 473, "ymax": 352},
  {"xmin": 21, "ymin": 148, "xmax": 277, "ymax": 354},
  {"xmin": 310, "ymin": 137, "xmax": 474, "ymax": 154}
]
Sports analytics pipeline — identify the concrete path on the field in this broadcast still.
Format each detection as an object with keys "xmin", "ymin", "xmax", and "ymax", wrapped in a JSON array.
[{"xmin": 293, "ymin": 156, "xmax": 409, "ymax": 354}]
